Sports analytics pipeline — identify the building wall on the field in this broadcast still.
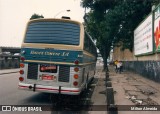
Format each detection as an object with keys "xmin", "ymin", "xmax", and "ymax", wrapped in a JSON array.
[
  {"xmin": 113, "ymin": 46, "xmax": 160, "ymax": 83},
  {"xmin": 113, "ymin": 46, "xmax": 160, "ymax": 61},
  {"xmin": 124, "ymin": 61, "xmax": 160, "ymax": 82},
  {"xmin": 113, "ymin": 46, "xmax": 135, "ymax": 61}
]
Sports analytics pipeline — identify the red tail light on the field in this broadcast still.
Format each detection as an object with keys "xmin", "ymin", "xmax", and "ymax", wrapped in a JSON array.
[
  {"xmin": 74, "ymin": 67, "xmax": 79, "ymax": 72},
  {"xmin": 74, "ymin": 74, "xmax": 79, "ymax": 79},
  {"xmin": 20, "ymin": 57, "xmax": 25, "ymax": 61},
  {"xmin": 73, "ymin": 81, "xmax": 78, "ymax": 86},
  {"xmin": 74, "ymin": 60, "xmax": 79, "ymax": 65},
  {"xmin": 19, "ymin": 77, "xmax": 24, "ymax": 81},
  {"xmin": 19, "ymin": 70, "xmax": 24, "ymax": 74},
  {"xmin": 20, "ymin": 63, "xmax": 24, "ymax": 68}
]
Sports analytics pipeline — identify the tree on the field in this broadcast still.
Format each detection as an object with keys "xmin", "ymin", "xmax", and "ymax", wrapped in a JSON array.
[
  {"xmin": 82, "ymin": 0, "xmax": 123, "ymax": 71},
  {"xmin": 30, "ymin": 13, "xmax": 44, "ymax": 20},
  {"xmin": 81, "ymin": 0, "xmax": 159, "ymax": 70}
]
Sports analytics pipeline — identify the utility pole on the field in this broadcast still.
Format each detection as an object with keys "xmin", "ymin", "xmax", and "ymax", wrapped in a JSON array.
[{"xmin": 54, "ymin": 10, "xmax": 70, "ymax": 18}]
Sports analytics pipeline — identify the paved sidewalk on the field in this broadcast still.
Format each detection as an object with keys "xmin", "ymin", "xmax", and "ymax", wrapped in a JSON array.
[
  {"xmin": 0, "ymin": 68, "xmax": 19, "ymax": 75},
  {"xmin": 89, "ymin": 65, "xmax": 106, "ymax": 114},
  {"xmin": 109, "ymin": 65, "xmax": 160, "ymax": 114}
]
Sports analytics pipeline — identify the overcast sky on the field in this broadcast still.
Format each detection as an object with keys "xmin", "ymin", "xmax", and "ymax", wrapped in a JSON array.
[{"xmin": 0, "ymin": 0, "xmax": 85, "ymax": 47}]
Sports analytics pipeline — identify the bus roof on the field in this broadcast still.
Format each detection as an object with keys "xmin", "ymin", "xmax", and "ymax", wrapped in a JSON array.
[{"xmin": 28, "ymin": 18, "xmax": 83, "ymax": 27}]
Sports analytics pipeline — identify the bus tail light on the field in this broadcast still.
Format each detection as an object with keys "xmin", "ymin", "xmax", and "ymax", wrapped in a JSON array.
[
  {"xmin": 19, "ymin": 77, "xmax": 24, "ymax": 81},
  {"xmin": 74, "ymin": 67, "xmax": 79, "ymax": 72},
  {"xmin": 73, "ymin": 81, "xmax": 78, "ymax": 86},
  {"xmin": 20, "ymin": 57, "xmax": 25, "ymax": 61},
  {"xmin": 74, "ymin": 74, "xmax": 79, "ymax": 79},
  {"xmin": 74, "ymin": 60, "xmax": 79, "ymax": 65},
  {"xmin": 19, "ymin": 70, "xmax": 24, "ymax": 74},
  {"xmin": 20, "ymin": 63, "xmax": 24, "ymax": 68}
]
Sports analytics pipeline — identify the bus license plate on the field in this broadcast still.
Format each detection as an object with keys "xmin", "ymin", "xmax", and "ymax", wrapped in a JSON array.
[
  {"xmin": 40, "ymin": 64, "xmax": 57, "ymax": 73},
  {"xmin": 42, "ymin": 75, "xmax": 54, "ymax": 80}
]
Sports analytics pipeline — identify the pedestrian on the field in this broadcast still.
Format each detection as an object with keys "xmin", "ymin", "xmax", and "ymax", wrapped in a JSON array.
[
  {"xmin": 116, "ymin": 61, "xmax": 121, "ymax": 73},
  {"xmin": 114, "ymin": 60, "xmax": 118, "ymax": 72},
  {"xmin": 119, "ymin": 61, "xmax": 123, "ymax": 72}
]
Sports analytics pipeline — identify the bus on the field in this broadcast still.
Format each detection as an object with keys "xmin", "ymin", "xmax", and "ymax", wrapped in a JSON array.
[{"xmin": 18, "ymin": 18, "xmax": 97, "ymax": 95}]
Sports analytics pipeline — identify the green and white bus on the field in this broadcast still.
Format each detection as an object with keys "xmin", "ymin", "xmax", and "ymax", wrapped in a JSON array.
[{"xmin": 19, "ymin": 18, "xmax": 97, "ymax": 95}]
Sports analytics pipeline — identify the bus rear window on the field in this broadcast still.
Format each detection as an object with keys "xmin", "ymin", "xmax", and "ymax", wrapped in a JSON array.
[{"xmin": 24, "ymin": 21, "xmax": 80, "ymax": 45}]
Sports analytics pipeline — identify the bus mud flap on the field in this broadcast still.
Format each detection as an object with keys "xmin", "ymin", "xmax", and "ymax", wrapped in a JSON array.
[
  {"xmin": 59, "ymin": 86, "xmax": 61, "ymax": 94},
  {"xmin": 57, "ymin": 86, "xmax": 62, "ymax": 109},
  {"xmin": 33, "ymin": 84, "xmax": 36, "ymax": 92}
]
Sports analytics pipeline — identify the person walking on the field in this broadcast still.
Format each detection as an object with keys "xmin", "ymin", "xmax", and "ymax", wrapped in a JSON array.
[
  {"xmin": 114, "ymin": 60, "xmax": 118, "ymax": 72},
  {"xmin": 119, "ymin": 61, "xmax": 123, "ymax": 73},
  {"xmin": 116, "ymin": 61, "xmax": 121, "ymax": 73}
]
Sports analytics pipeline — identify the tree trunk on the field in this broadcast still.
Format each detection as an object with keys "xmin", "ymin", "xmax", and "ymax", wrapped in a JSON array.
[
  {"xmin": 102, "ymin": 47, "xmax": 109, "ymax": 72},
  {"xmin": 103, "ymin": 54, "xmax": 108, "ymax": 71}
]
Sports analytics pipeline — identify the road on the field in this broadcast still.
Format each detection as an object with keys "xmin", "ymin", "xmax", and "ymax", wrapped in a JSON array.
[
  {"xmin": 0, "ymin": 71, "xmax": 100, "ymax": 114},
  {"xmin": 0, "ymin": 73, "xmax": 52, "ymax": 105},
  {"xmin": 0, "ymin": 72, "xmax": 56, "ymax": 114}
]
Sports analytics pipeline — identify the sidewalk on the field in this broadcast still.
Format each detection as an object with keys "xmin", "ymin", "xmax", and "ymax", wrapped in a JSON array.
[
  {"xmin": 0, "ymin": 68, "xmax": 19, "ymax": 75},
  {"xmin": 89, "ymin": 65, "xmax": 106, "ymax": 114},
  {"xmin": 109, "ymin": 65, "xmax": 160, "ymax": 114}
]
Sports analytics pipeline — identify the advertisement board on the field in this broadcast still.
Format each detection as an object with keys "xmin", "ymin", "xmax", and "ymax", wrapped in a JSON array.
[
  {"xmin": 134, "ymin": 14, "xmax": 153, "ymax": 56},
  {"xmin": 154, "ymin": 5, "xmax": 160, "ymax": 52}
]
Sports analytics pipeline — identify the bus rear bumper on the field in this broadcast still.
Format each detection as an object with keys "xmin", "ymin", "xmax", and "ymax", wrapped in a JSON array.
[{"xmin": 18, "ymin": 83, "xmax": 81, "ymax": 95}]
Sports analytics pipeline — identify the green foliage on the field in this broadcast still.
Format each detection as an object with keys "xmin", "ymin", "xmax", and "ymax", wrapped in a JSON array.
[
  {"xmin": 30, "ymin": 13, "xmax": 44, "ymax": 20},
  {"xmin": 81, "ymin": 0, "xmax": 159, "ymax": 69}
]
